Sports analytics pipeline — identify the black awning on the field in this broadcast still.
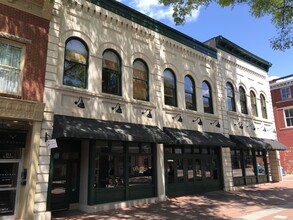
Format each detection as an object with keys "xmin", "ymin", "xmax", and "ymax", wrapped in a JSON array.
[
  {"xmin": 261, "ymin": 138, "xmax": 288, "ymax": 150},
  {"xmin": 230, "ymin": 135, "xmax": 268, "ymax": 149},
  {"xmin": 52, "ymin": 115, "xmax": 171, "ymax": 144},
  {"xmin": 163, "ymin": 127, "xmax": 236, "ymax": 147}
]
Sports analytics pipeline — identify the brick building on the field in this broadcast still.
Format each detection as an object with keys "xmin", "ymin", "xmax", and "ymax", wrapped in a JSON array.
[
  {"xmin": 270, "ymin": 74, "xmax": 293, "ymax": 174},
  {"xmin": 0, "ymin": 1, "xmax": 52, "ymax": 219}
]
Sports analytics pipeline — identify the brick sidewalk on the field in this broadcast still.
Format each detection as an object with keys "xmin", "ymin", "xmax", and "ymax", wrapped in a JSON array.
[{"xmin": 52, "ymin": 175, "xmax": 293, "ymax": 220}]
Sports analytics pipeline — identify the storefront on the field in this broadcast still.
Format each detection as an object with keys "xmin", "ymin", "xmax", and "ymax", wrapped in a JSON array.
[
  {"xmin": 230, "ymin": 135, "xmax": 288, "ymax": 186},
  {"xmin": 163, "ymin": 128, "xmax": 236, "ymax": 197},
  {"xmin": 47, "ymin": 115, "xmax": 171, "ymax": 211},
  {"xmin": 0, "ymin": 131, "xmax": 26, "ymax": 217}
]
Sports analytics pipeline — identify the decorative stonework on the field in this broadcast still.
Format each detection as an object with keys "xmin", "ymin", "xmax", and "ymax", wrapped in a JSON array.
[
  {"xmin": 270, "ymin": 80, "xmax": 293, "ymax": 90},
  {"xmin": 0, "ymin": 97, "xmax": 45, "ymax": 121},
  {"xmin": 0, "ymin": 32, "xmax": 32, "ymax": 44}
]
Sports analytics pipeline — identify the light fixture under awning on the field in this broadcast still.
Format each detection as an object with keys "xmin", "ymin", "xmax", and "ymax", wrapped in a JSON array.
[{"xmin": 52, "ymin": 115, "xmax": 171, "ymax": 144}]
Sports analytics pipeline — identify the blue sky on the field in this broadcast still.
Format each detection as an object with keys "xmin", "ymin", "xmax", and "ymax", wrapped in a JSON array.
[{"xmin": 118, "ymin": 0, "xmax": 293, "ymax": 79}]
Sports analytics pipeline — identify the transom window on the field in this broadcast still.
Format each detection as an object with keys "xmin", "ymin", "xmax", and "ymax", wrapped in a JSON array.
[
  {"xmin": 164, "ymin": 69, "xmax": 177, "ymax": 107},
  {"xmin": 202, "ymin": 81, "xmax": 213, "ymax": 114},
  {"xmin": 184, "ymin": 75, "xmax": 196, "ymax": 110},
  {"xmin": 63, "ymin": 38, "xmax": 88, "ymax": 89},
  {"xmin": 102, "ymin": 50, "xmax": 122, "ymax": 95},
  {"xmin": 0, "ymin": 41, "xmax": 23, "ymax": 95},
  {"xmin": 239, "ymin": 86, "xmax": 248, "ymax": 114},
  {"xmin": 250, "ymin": 91, "xmax": 258, "ymax": 117},
  {"xmin": 260, "ymin": 94, "xmax": 267, "ymax": 119},
  {"xmin": 284, "ymin": 108, "xmax": 293, "ymax": 127},
  {"xmin": 281, "ymin": 87, "xmax": 291, "ymax": 100},
  {"xmin": 226, "ymin": 82, "xmax": 236, "ymax": 112},
  {"xmin": 133, "ymin": 59, "xmax": 149, "ymax": 101}
]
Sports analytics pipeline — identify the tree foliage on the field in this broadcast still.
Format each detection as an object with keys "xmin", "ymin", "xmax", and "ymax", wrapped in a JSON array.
[{"xmin": 159, "ymin": 0, "xmax": 293, "ymax": 50}]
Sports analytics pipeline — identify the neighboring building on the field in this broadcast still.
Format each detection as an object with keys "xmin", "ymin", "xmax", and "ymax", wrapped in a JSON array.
[
  {"xmin": 27, "ymin": 0, "xmax": 287, "ymax": 219},
  {"xmin": 270, "ymin": 74, "xmax": 293, "ymax": 174},
  {"xmin": 0, "ymin": 1, "xmax": 52, "ymax": 220}
]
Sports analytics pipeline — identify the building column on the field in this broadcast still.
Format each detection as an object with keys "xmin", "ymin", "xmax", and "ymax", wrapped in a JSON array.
[
  {"xmin": 221, "ymin": 147, "xmax": 234, "ymax": 191},
  {"xmin": 268, "ymin": 150, "xmax": 282, "ymax": 182},
  {"xmin": 156, "ymin": 143, "xmax": 166, "ymax": 201}
]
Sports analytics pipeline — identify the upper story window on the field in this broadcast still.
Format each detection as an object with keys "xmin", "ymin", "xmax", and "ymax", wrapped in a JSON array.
[
  {"xmin": 226, "ymin": 82, "xmax": 235, "ymax": 112},
  {"xmin": 284, "ymin": 108, "xmax": 293, "ymax": 127},
  {"xmin": 239, "ymin": 86, "xmax": 248, "ymax": 114},
  {"xmin": 133, "ymin": 59, "xmax": 149, "ymax": 101},
  {"xmin": 250, "ymin": 91, "xmax": 258, "ymax": 117},
  {"xmin": 281, "ymin": 87, "xmax": 291, "ymax": 100},
  {"xmin": 202, "ymin": 81, "xmax": 213, "ymax": 114},
  {"xmin": 184, "ymin": 75, "xmax": 196, "ymax": 110},
  {"xmin": 164, "ymin": 69, "xmax": 177, "ymax": 107},
  {"xmin": 0, "ymin": 41, "xmax": 23, "ymax": 95},
  {"xmin": 102, "ymin": 49, "xmax": 121, "ymax": 96},
  {"xmin": 260, "ymin": 94, "xmax": 268, "ymax": 119},
  {"xmin": 63, "ymin": 38, "xmax": 88, "ymax": 89}
]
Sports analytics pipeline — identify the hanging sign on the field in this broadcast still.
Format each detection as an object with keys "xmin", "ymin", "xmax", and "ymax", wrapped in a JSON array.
[{"xmin": 46, "ymin": 139, "xmax": 58, "ymax": 149}]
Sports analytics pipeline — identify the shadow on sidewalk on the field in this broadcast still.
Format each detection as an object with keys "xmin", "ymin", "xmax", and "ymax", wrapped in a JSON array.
[{"xmin": 52, "ymin": 181, "xmax": 293, "ymax": 220}]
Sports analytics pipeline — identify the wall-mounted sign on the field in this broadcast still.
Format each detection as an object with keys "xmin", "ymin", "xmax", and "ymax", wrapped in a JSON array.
[
  {"xmin": 0, "ymin": 132, "xmax": 26, "ymax": 148},
  {"xmin": 46, "ymin": 139, "xmax": 58, "ymax": 149}
]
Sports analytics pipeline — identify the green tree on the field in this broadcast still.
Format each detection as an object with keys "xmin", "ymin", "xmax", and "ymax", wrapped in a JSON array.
[{"xmin": 159, "ymin": 0, "xmax": 293, "ymax": 51}]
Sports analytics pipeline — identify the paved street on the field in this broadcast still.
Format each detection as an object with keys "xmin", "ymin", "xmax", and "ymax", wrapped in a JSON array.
[{"xmin": 52, "ymin": 175, "xmax": 293, "ymax": 220}]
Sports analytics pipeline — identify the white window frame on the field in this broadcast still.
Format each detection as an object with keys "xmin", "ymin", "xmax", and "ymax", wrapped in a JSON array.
[
  {"xmin": 284, "ymin": 108, "xmax": 293, "ymax": 127},
  {"xmin": 281, "ymin": 87, "xmax": 292, "ymax": 101},
  {"xmin": 0, "ymin": 39, "xmax": 25, "ymax": 96}
]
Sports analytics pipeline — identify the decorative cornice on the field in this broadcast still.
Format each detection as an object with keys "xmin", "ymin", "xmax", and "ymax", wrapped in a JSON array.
[
  {"xmin": 0, "ymin": 97, "xmax": 45, "ymax": 121},
  {"xmin": 72, "ymin": 0, "xmax": 217, "ymax": 59},
  {"xmin": 221, "ymin": 57, "xmax": 266, "ymax": 80},
  {"xmin": 0, "ymin": 32, "xmax": 32, "ymax": 44},
  {"xmin": 270, "ymin": 80, "xmax": 293, "ymax": 90},
  {"xmin": 210, "ymin": 36, "xmax": 271, "ymax": 72}
]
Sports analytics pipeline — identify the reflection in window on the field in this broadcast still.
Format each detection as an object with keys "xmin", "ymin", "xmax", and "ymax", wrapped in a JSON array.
[
  {"xmin": 133, "ymin": 59, "xmax": 149, "ymax": 101},
  {"xmin": 184, "ymin": 75, "xmax": 196, "ymax": 110},
  {"xmin": 167, "ymin": 159, "xmax": 174, "ymax": 183},
  {"xmin": 177, "ymin": 159, "xmax": 184, "ymax": 182},
  {"xmin": 63, "ymin": 38, "xmax": 88, "ymax": 88},
  {"xmin": 281, "ymin": 87, "xmax": 291, "ymax": 100},
  {"xmin": 202, "ymin": 81, "xmax": 213, "ymax": 114},
  {"xmin": 245, "ymin": 157, "xmax": 255, "ymax": 176},
  {"xmin": 226, "ymin": 82, "xmax": 236, "ymax": 112},
  {"xmin": 205, "ymin": 160, "xmax": 211, "ymax": 179},
  {"xmin": 128, "ymin": 143, "xmax": 153, "ymax": 186},
  {"xmin": 250, "ymin": 91, "xmax": 258, "ymax": 117},
  {"xmin": 0, "ymin": 42, "xmax": 22, "ymax": 95},
  {"xmin": 239, "ymin": 86, "xmax": 248, "ymax": 114},
  {"xmin": 95, "ymin": 141, "xmax": 124, "ymax": 188},
  {"xmin": 260, "ymin": 94, "xmax": 267, "ymax": 119},
  {"xmin": 187, "ymin": 159, "xmax": 194, "ymax": 182},
  {"xmin": 212, "ymin": 159, "xmax": 218, "ymax": 180},
  {"xmin": 231, "ymin": 157, "xmax": 243, "ymax": 177},
  {"xmin": 195, "ymin": 159, "xmax": 202, "ymax": 180},
  {"xmin": 164, "ymin": 69, "xmax": 177, "ymax": 106},
  {"xmin": 102, "ymin": 50, "xmax": 121, "ymax": 95}
]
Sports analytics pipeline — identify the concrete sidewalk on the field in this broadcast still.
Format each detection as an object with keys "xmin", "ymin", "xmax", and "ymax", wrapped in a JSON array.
[{"xmin": 52, "ymin": 175, "xmax": 293, "ymax": 220}]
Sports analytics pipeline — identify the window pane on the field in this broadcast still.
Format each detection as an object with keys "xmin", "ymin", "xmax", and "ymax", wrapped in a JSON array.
[
  {"xmin": 250, "ymin": 91, "xmax": 258, "ymax": 117},
  {"xmin": 0, "ymin": 163, "xmax": 19, "ymax": 188},
  {"xmin": 177, "ymin": 159, "xmax": 184, "ymax": 182},
  {"xmin": 185, "ymin": 76, "xmax": 196, "ymax": 110},
  {"xmin": 240, "ymin": 87, "xmax": 247, "ymax": 114},
  {"xmin": 226, "ymin": 82, "xmax": 235, "ymax": 112},
  {"xmin": 202, "ymin": 81, "xmax": 213, "ymax": 113},
  {"xmin": 164, "ymin": 69, "xmax": 177, "ymax": 106},
  {"xmin": 167, "ymin": 160, "xmax": 174, "ymax": 183},
  {"xmin": 260, "ymin": 95, "xmax": 267, "ymax": 119},
  {"xmin": 285, "ymin": 108, "xmax": 293, "ymax": 127},
  {"xmin": 63, "ymin": 38, "xmax": 88, "ymax": 89},
  {"xmin": 245, "ymin": 157, "xmax": 255, "ymax": 176},
  {"xmin": 102, "ymin": 50, "xmax": 121, "ymax": 95},
  {"xmin": 232, "ymin": 157, "xmax": 243, "ymax": 177},
  {"xmin": 187, "ymin": 159, "xmax": 194, "ymax": 182},
  {"xmin": 128, "ymin": 155, "xmax": 152, "ymax": 186},
  {"xmin": 0, "ymin": 190, "xmax": 16, "ymax": 216},
  {"xmin": 0, "ymin": 42, "xmax": 22, "ymax": 94},
  {"xmin": 133, "ymin": 79, "xmax": 147, "ymax": 100},
  {"xmin": 195, "ymin": 159, "xmax": 202, "ymax": 180}
]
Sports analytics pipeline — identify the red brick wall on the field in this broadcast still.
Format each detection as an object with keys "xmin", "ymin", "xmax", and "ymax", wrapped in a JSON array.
[
  {"xmin": 0, "ymin": 3, "xmax": 49, "ymax": 101},
  {"xmin": 271, "ymin": 85, "xmax": 293, "ymax": 174}
]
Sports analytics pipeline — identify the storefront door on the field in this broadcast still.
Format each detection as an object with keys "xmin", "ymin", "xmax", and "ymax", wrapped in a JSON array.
[{"xmin": 48, "ymin": 140, "xmax": 81, "ymax": 211}]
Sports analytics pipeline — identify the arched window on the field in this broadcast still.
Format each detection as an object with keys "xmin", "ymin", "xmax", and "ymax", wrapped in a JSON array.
[
  {"xmin": 102, "ymin": 49, "xmax": 121, "ymax": 95},
  {"xmin": 202, "ymin": 81, "xmax": 213, "ymax": 114},
  {"xmin": 239, "ymin": 86, "xmax": 248, "ymax": 114},
  {"xmin": 63, "ymin": 37, "xmax": 88, "ymax": 88},
  {"xmin": 184, "ymin": 75, "xmax": 196, "ymax": 110},
  {"xmin": 226, "ymin": 82, "xmax": 235, "ymax": 112},
  {"xmin": 260, "ymin": 94, "xmax": 267, "ymax": 119},
  {"xmin": 250, "ymin": 91, "xmax": 258, "ymax": 117},
  {"xmin": 133, "ymin": 59, "xmax": 149, "ymax": 101},
  {"xmin": 164, "ymin": 69, "xmax": 177, "ymax": 106}
]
